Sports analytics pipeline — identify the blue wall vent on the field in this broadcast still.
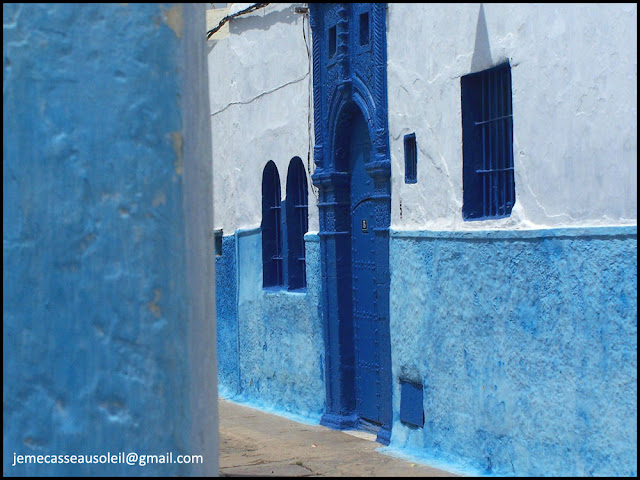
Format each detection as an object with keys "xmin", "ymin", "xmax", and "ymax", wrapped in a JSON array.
[{"xmin": 399, "ymin": 380, "xmax": 424, "ymax": 428}]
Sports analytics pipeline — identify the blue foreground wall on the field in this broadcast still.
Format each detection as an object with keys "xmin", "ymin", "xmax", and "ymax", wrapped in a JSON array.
[
  {"xmin": 216, "ymin": 231, "xmax": 325, "ymax": 421},
  {"xmin": 389, "ymin": 227, "xmax": 637, "ymax": 477},
  {"xmin": 4, "ymin": 3, "xmax": 217, "ymax": 476}
]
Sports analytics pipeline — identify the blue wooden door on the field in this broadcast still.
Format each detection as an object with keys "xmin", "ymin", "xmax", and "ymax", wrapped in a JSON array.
[{"xmin": 350, "ymin": 116, "xmax": 382, "ymax": 426}]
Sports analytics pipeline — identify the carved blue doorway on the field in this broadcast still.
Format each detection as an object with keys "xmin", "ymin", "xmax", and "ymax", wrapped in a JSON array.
[
  {"xmin": 349, "ymin": 109, "xmax": 389, "ymax": 431},
  {"xmin": 310, "ymin": 4, "xmax": 392, "ymax": 444}
]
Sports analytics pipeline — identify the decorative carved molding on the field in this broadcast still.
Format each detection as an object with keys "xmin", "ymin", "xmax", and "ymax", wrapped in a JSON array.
[{"xmin": 310, "ymin": 3, "xmax": 390, "ymax": 179}]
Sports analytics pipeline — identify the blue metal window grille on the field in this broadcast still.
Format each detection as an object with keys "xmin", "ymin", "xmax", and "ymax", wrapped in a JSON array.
[
  {"xmin": 262, "ymin": 161, "xmax": 283, "ymax": 287},
  {"xmin": 328, "ymin": 25, "xmax": 337, "ymax": 58},
  {"xmin": 461, "ymin": 61, "xmax": 515, "ymax": 220},
  {"xmin": 359, "ymin": 12, "xmax": 369, "ymax": 46},
  {"xmin": 286, "ymin": 157, "xmax": 308, "ymax": 290},
  {"xmin": 404, "ymin": 133, "xmax": 417, "ymax": 184}
]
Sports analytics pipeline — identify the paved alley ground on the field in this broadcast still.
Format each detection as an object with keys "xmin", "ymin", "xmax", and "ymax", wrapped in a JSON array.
[{"xmin": 219, "ymin": 399, "xmax": 458, "ymax": 477}]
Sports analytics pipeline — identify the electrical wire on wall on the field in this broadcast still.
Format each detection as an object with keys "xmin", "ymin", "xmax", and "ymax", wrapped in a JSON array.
[
  {"xmin": 301, "ymin": 6, "xmax": 319, "ymax": 200},
  {"xmin": 207, "ymin": 3, "xmax": 270, "ymax": 39},
  {"xmin": 207, "ymin": 2, "xmax": 318, "ymax": 201}
]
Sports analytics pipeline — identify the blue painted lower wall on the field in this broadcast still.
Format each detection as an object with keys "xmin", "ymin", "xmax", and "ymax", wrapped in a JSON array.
[
  {"xmin": 216, "ymin": 230, "xmax": 325, "ymax": 421},
  {"xmin": 389, "ymin": 227, "xmax": 637, "ymax": 477},
  {"xmin": 216, "ymin": 235, "xmax": 239, "ymax": 394},
  {"xmin": 215, "ymin": 225, "xmax": 637, "ymax": 475}
]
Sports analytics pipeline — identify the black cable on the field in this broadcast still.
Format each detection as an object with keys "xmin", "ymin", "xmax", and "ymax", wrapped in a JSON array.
[{"xmin": 207, "ymin": 3, "xmax": 270, "ymax": 39}]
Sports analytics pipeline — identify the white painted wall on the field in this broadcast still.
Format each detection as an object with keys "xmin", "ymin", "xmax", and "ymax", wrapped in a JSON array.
[
  {"xmin": 208, "ymin": 3, "xmax": 318, "ymax": 234},
  {"xmin": 388, "ymin": 3, "xmax": 637, "ymax": 231},
  {"xmin": 210, "ymin": 3, "xmax": 637, "ymax": 234}
]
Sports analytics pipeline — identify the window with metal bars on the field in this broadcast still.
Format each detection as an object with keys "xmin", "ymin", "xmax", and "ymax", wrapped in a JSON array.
[
  {"xmin": 262, "ymin": 161, "xmax": 283, "ymax": 287},
  {"xmin": 461, "ymin": 61, "xmax": 515, "ymax": 220},
  {"xmin": 286, "ymin": 157, "xmax": 308, "ymax": 290}
]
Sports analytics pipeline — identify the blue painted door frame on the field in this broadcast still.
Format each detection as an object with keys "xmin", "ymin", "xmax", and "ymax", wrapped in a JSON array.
[{"xmin": 310, "ymin": 3, "xmax": 392, "ymax": 444}]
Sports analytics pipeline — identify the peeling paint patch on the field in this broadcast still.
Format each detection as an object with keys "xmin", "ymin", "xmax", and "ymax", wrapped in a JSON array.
[
  {"xmin": 98, "ymin": 400, "xmax": 131, "ymax": 424},
  {"xmin": 147, "ymin": 289, "xmax": 162, "ymax": 318},
  {"xmin": 23, "ymin": 437, "xmax": 42, "ymax": 449},
  {"xmin": 132, "ymin": 225, "xmax": 143, "ymax": 243},
  {"xmin": 152, "ymin": 191, "xmax": 166, "ymax": 207},
  {"xmin": 164, "ymin": 4, "xmax": 183, "ymax": 39},
  {"xmin": 80, "ymin": 233, "xmax": 97, "ymax": 252},
  {"xmin": 171, "ymin": 131, "xmax": 183, "ymax": 176}
]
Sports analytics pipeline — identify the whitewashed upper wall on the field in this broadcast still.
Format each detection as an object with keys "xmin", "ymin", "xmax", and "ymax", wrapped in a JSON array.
[
  {"xmin": 210, "ymin": 4, "xmax": 637, "ymax": 233},
  {"xmin": 208, "ymin": 3, "xmax": 318, "ymax": 234},
  {"xmin": 388, "ymin": 3, "xmax": 637, "ymax": 231}
]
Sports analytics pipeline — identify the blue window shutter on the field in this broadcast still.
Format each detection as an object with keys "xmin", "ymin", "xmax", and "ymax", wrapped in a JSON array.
[
  {"xmin": 286, "ymin": 157, "xmax": 308, "ymax": 290},
  {"xmin": 262, "ymin": 161, "xmax": 283, "ymax": 287}
]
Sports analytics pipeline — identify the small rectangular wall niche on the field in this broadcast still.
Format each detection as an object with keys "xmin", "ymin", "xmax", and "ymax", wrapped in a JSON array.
[
  {"xmin": 214, "ymin": 229, "xmax": 223, "ymax": 256},
  {"xmin": 404, "ymin": 133, "xmax": 417, "ymax": 184},
  {"xmin": 399, "ymin": 379, "xmax": 424, "ymax": 428},
  {"xmin": 328, "ymin": 25, "xmax": 337, "ymax": 58},
  {"xmin": 359, "ymin": 12, "xmax": 370, "ymax": 46}
]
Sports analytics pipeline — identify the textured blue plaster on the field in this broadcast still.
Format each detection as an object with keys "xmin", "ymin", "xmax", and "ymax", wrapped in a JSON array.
[
  {"xmin": 3, "ymin": 3, "xmax": 200, "ymax": 476},
  {"xmin": 216, "ymin": 235, "xmax": 238, "ymax": 393},
  {"xmin": 216, "ymin": 229, "xmax": 325, "ymax": 421},
  {"xmin": 389, "ymin": 227, "xmax": 637, "ymax": 477}
]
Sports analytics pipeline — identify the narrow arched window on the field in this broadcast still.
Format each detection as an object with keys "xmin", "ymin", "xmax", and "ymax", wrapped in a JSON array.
[
  {"xmin": 262, "ymin": 161, "xmax": 283, "ymax": 287},
  {"xmin": 286, "ymin": 157, "xmax": 308, "ymax": 290}
]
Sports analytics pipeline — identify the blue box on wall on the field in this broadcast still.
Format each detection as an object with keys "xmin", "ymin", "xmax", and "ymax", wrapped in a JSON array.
[{"xmin": 400, "ymin": 379, "xmax": 424, "ymax": 428}]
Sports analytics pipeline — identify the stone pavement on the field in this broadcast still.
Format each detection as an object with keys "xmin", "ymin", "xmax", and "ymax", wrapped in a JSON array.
[{"xmin": 219, "ymin": 399, "xmax": 458, "ymax": 477}]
